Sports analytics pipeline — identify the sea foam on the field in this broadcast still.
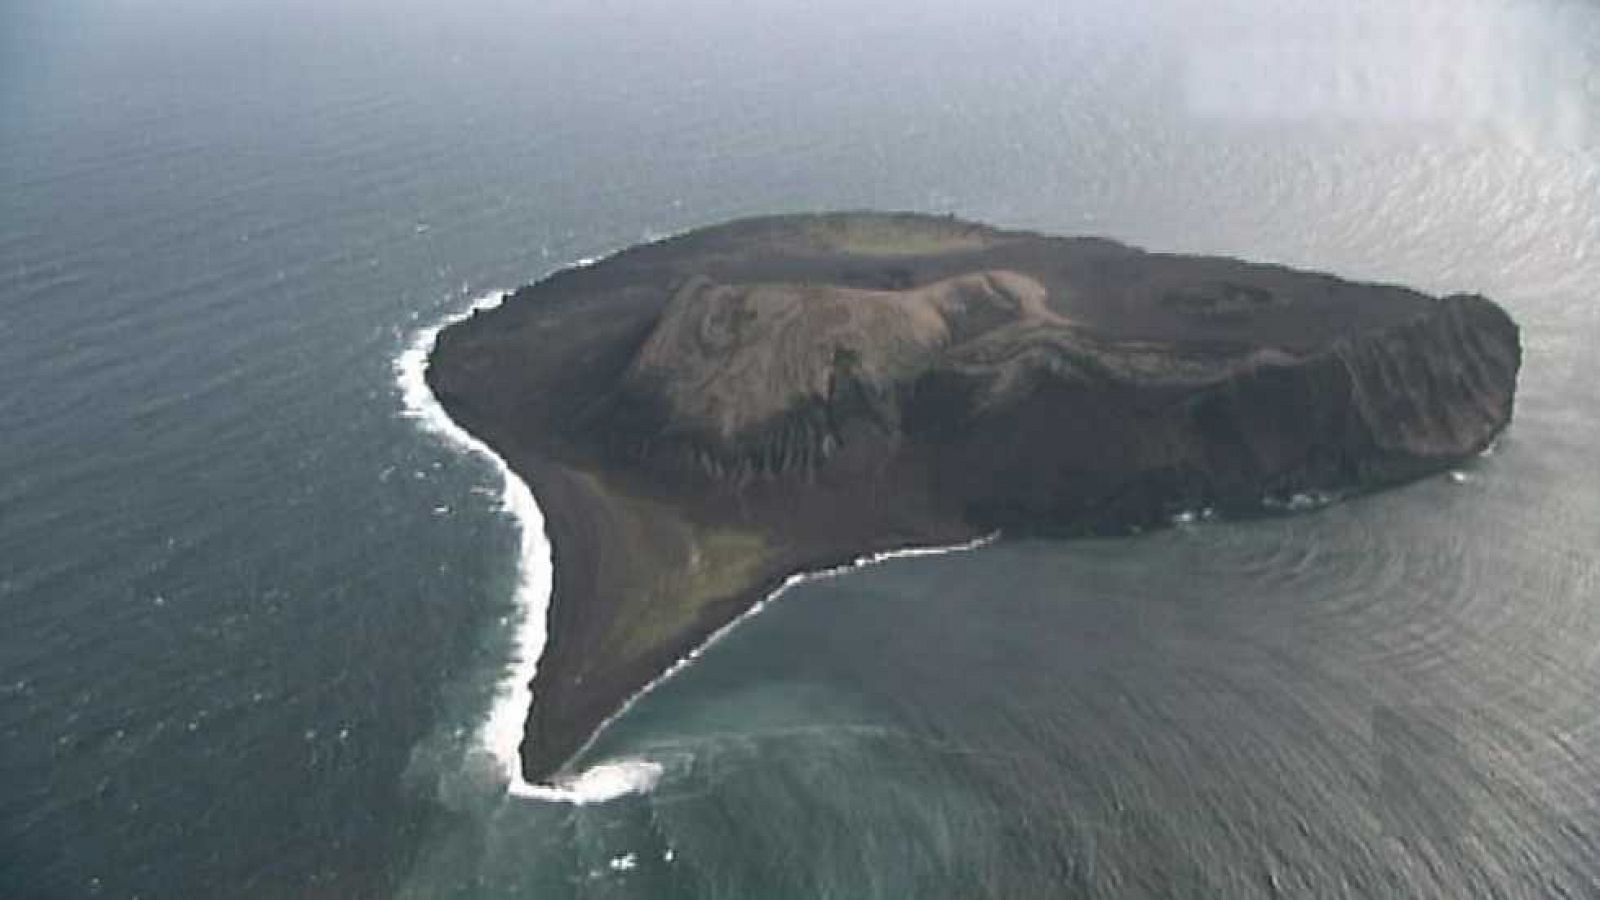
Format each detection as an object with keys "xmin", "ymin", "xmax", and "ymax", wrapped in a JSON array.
[
  {"xmin": 396, "ymin": 265, "xmax": 674, "ymax": 805},
  {"xmin": 396, "ymin": 288, "xmax": 558, "ymax": 798},
  {"xmin": 397, "ymin": 262, "xmax": 995, "ymax": 805}
]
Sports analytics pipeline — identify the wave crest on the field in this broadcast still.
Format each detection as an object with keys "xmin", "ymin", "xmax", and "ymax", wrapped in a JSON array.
[
  {"xmin": 510, "ymin": 758, "xmax": 665, "ymax": 804},
  {"xmin": 396, "ymin": 289, "xmax": 559, "ymax": 798}
]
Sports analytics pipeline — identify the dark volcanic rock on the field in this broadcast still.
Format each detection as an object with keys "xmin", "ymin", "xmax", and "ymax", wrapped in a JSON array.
[{"xmin": 425, "ymin": 212, "xmax": 1520, "ymax": 783}]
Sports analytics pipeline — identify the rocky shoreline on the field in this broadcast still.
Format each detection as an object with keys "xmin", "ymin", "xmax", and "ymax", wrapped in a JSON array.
[{"xmin": 425, "ymin": 212, "xmax": 1521, "ymax": 783}]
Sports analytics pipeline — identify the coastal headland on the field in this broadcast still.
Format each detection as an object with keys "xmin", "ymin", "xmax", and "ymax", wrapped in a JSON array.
[{"xmin": 425, "ymin": 212, "xmax": 1521, "ymax": 784}]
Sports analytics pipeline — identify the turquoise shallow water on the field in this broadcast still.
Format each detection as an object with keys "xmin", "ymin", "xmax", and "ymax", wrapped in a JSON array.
[{"xmin": 4, "ymin": 1, "xmax": 1600, "ymax": 897}]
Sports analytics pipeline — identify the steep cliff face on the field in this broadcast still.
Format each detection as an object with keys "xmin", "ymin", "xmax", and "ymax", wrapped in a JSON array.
[
  {"xmin": 425, "ymin": 212, "xmax": 1523, "ymax": 784},
  {"xmin": 920, "ymin": 293, "xmax": 1520, "ymax": 532},
  {"xmin": 1336, "ymin": 294, "xmax": 1520, "ymax": 466}
]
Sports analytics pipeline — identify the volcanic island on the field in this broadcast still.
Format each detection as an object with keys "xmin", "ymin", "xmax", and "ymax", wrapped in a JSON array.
[{"xmin": 425, "ymin": 212, "xmax": 1521, "ymax": 784}]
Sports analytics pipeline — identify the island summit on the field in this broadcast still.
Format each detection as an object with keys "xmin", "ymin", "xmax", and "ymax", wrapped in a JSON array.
[{"xmin": 425, "ymin": 212, "xmax": 1522, "ymax": 783}]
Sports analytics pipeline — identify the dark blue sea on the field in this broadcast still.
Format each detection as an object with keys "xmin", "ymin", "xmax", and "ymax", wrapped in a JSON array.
[{"xmin": 4, "ymin": 1, "xmax": 1600, "ymax": 896}]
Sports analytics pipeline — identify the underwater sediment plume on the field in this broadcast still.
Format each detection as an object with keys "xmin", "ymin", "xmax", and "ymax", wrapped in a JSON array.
[{"xmin": 424, "ymin": 212, "xmax": 1521, "ymax": 784}]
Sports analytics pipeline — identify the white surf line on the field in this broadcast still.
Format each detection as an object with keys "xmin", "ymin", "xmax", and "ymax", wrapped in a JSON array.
[
  {"xmin": 400, "ymin": 283, "xmax": 655, "ymax": 804},
  {"xmin": 396, "ymin": 287, "xmax": 551, "ymax": 798},
  {"xmin": 397, "ymin": 256, "xmax": 603, "ymax": 801},
  {"xmin": 547, "ymin": 531, "xmax": 1000, "ymax": 792}
]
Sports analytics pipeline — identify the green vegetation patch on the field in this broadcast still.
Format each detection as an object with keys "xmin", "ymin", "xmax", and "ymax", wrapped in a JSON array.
[
  {"xmin": 618, "ymin": 527, "xmax": 770, "ymax": 660},
  {"xmin": 575, "ymin": 471, "xmax": 774, "ymax": 665},
  {"xmin": 804, "ymin": 215, "xmax": 996, "ymax": 257}
]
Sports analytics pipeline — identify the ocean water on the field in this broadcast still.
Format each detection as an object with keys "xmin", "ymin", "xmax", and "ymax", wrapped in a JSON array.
[{"xmin": 4, "ymin": 0, "xmax": 1599, "ymax": 897}]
